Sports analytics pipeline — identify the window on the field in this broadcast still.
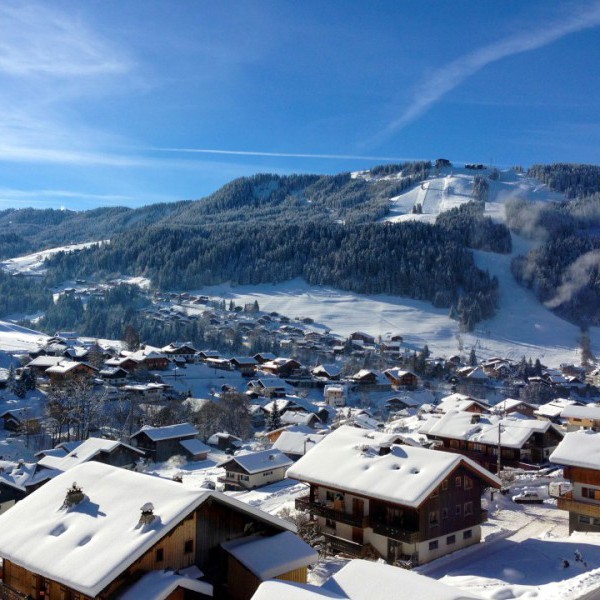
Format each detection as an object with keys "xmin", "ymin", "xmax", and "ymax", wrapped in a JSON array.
[
  {"xmin": 184, "ymin": 539, "xmax": 194, "ymax": 554},
  {"xmin": 156, "ymin": 548, "xmax": 164, "ymax": 562},
  {"xmin": 463, "ymin": 530, "xmax": 472, "ymax": 540},
  {"xmin": 442, "ymin": 508, "xmax": 448, "ymax": 520},
  {"xmin": 464, "ymin": 476, "xmax": 473, "ymax": 490},
  {"xmin": 464, "ymin": 502, "xmax": 473, "ymax": 516},
  {"xmin": 579, "ymin": 515, "xmax": 591, "ymax": 524},
  {"xmin": 240, "ymin": 475, "xmax": 250, "ymax": 481},
  {"xmin": 446, "ymin": 535, "xmax": 456, "ymax": 545},
  {"xmin": 455, "ymin": 505, "xmax": 462, "ymax": 516},
  {"xmin": 429, "ymin": 540, "xmax": 438, "ymax": 551},
  {"xmin": 429, "ymin": 511, "xmax": 439, "ymax": 527},
  {"xmin": 455, "ymin": 476, "xmax": 462, "ymax": 488},
  {"xmin": 442, "ymin": 479, "xmax": 448, "ymax": 491},
  {"xmin": 263, "ymin": 470, "xmax": 273, "ymax": 477}
]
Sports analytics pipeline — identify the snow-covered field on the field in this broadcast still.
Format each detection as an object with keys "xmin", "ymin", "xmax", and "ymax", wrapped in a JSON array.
[
  {"xmin": 0, "ymin": 321, "xmax": 49, "ymax": 352},
  {"xmin": 0, "ymin": 241, "xmax": 106, "ymax": 277}
]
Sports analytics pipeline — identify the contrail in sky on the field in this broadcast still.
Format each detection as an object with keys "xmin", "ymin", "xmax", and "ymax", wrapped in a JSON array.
[{"xmin": 374, "ymin": 1, "xmax": 600, "ymax": 143}]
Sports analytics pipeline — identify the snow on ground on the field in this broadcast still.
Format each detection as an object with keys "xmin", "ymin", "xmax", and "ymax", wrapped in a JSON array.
[
  {"xmin": 0, "ymin": 241, "xmax": 106, "ymax": 276},
  {"xmin": 191, "ymin": 277, "xmax": 593, "ymax": 367},
  {"xmin": 0, "ymin": 321, "xmax": 48, "ymax": 352}
]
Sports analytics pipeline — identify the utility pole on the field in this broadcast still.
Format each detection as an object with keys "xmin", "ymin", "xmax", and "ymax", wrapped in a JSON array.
[{"xmin": 497, "ymin": 422, "xmax": 502, "ymax": 474}]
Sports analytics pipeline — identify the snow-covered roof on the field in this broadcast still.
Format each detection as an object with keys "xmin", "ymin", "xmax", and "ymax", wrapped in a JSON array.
[
  {"xmin": 132, "ymin": 423, "xmax": 198, "ymax": 441},
  {"xmin": 45, "ymin": 360, "xmax": 95, "ymax": 374},
  {"xmin": 223, "ymin": 531, "xmax": 318, "ymax": 579},
  {"xmin": 178, "ymin": 438, "xmax": 211, "ymax": 456},
  {"xmin": 251, "ymin": 559, "xmax": 480, "ymax": 600},
  {"xmin": 273, "ymin": 431, "xmax": 324, "ymax": 456},
  {"xmin": 219, "ymin": 449, "xmax": 293, "ymax": 474},
  {"xmin": 421, "ymin": 410, "xmax": 559, "ymax": 449},
  {"xmin": 535, "ymin": 398, "xmax": 579, "ymax": 419},
  {"xmin": 37, "ymin": 437, "xmax": 143, "ymax": 472},
  {"xmin": 436, "ymin": 393, "xmax": 489, "ymax": 413},
  {"xmin": 286, "ymin": 426, "xmax": 499, "ymax": 508},
  {"xmin": 550, "ymin": 430, "xmax": 600, "ymax": 470},
  {"xmin": 0, "ymin": 462, "xmax": 295, "ymax": 598},
  {"xmin": 493, "ymin": 398, "xmax": 533, "ymax": 413},
  {"xmin": 312, "ymin": 364, "xmax": 342, "ymax": 377},
  {"xmin": 560, "ymin": 404, "xmax": 600, "ymax": 421},
  {"xmin": 322, "ymin": 559, "xmax": 480, "ymax": 600},
  {"xmin": 117, "ymin": 569, "xmax": 213, "ymax": 600}
]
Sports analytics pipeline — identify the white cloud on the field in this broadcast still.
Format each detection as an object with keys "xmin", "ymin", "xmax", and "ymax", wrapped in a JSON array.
[
  {"xmin": 0, "ymin": 3, "xmax": 132, "ymax": 78},
  {"xmin": 376, "ymin": 1, "xmax": 600, "ymax": 142}
]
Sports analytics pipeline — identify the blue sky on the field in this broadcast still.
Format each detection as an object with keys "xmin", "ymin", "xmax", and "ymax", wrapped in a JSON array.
[{"xmin": 1, "ymin": 0, "xmax": 600, "ymax": 210}]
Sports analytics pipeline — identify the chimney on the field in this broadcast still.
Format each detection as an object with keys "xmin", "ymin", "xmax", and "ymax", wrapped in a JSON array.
[
  {"xmin": 269, "ymin": 454, "xmax": 275, "ymax": 461},
  {"xmin": 139, "ymin": 502, "xmax": 155, "ymax": 526},
  {"xmin": 471, "ymin": 414, "xmax": 481, "ymax": 424},
  {"xmin": 63, "ymin": 482, "xmax": 84, "ymax": 509},
  {"xmin": 379, "ymin": 443, "xmax": 392, "ymax": 456}
]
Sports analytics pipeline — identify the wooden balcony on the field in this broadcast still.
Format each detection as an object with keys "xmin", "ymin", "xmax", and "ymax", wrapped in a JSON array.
[
  {"xmin": 295, "ymin": 495, "xmax": 368, "ymax": 528},
  {"xmin": 323, "ymin": 533, "xmax": 364, "ymax": 557},
  {"xmin": 557, "ymin": 496, "xmax": 600, "ymax": 518},
  {"xmin": 0, "ymin": 582, "xmax": 29, "ymax": 600},
  {"xmin": 370, "ymin": 520, "xmax": 423, "ymax": 544}
]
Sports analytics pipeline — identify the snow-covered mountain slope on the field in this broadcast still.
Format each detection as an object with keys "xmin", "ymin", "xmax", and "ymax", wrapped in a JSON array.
[
  {"xmin": 0, "ymin": 321, "xmax": 48, "ymax": 352},
  {"xmin": 0, "ymin": 241, "xmax": 106, "ymax": 277}
]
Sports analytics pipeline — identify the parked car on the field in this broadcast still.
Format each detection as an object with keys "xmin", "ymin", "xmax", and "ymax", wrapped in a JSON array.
[{"xmin": 512, "ymin": 490, "xmax": 544, "ymax": 504}]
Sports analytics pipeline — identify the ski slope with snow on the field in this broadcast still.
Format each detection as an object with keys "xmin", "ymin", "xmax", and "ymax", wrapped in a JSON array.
[
  {"xmin": 193, "ymin": 170, "xmax": 596, "ymax": 366},
  {"xmin": 0, "ymin": 241, "xmax": 106, "ymax": 277},
  {"xmin": 0, "ymin": 321, "xmax": 48, "ymax": 352}
]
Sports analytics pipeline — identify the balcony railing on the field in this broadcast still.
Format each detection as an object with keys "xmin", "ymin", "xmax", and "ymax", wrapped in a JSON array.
[
  {"xmin": 323, "ymin": 534, "xmax": 364, "ymax": 557},
  {"xmin": 295, "ymin": 496, "xmax": 368, "ymax": 528},
  {"xmin": 0, "ymin": 582, "xmax": 29, "ymax": 600},
  {"xmin": 557, "ymin": 497, "xmax": 600, "ymax": 518},
  {"xmin": 370, "ymin": 520, "xmax": 422, "ymax": 544}
]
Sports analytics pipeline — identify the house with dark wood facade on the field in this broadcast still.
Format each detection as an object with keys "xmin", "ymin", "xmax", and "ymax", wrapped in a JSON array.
[
  {"xmin": 0, "ymin": 462, "xmax": 317, "ymax": 600},
  {"xmin": 550, "ymin": 430, "xmax": 600, "ymax": 534},
  {"xmin": 419, "ymin": 410, "xmax": 564, "ymax": 473},
  {"xmin": 130, "ymin": 423, "xmax": 205, "ymax": 462},
  {"xmin": 288, "ymin": 426, "xmax": 499, "ymax": 566}
]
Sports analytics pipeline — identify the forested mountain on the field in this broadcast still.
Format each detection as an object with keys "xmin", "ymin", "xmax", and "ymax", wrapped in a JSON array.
[{"xmin": 508, "ymin": 164, "xmax": 600, "ymax": 326}]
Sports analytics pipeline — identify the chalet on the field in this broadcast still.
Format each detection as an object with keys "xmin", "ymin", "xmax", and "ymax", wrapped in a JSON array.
[
  {"xmin": 534, "ymin": 398, "xmax": 584, "ymax": 423},
  {"xmin": 492, "ymin": 398, "xmax": 536, "ymax": 418},
  {"xmin": 25, "ymin": 355, "xmax": 66, "ymax": 376},
  {"xmin": 420, "ymin": 410, "xmax": 564, "ymax": 473},
  {"xmin": 260, "ymin": 358, "xmax": 302, "ymax": 378},
  {"xmin": 37, "ymin": 437, "xmax": 145, "ymax": 473},
  {"xmin": 312, "ymin": 364, "xmax": 342, "ymax": 381},
  {"xmin": 130, "ymin": 349, "xmax": 170, "ymax": 371},
  {"xmin": 0, "ymin": 462, "xmax": 317, "ymax": 600},
  {"xmin": 385, "ymin": 396, "xmax": 419, "ymax": 414},
  {"xmin": 550, "ymin": 431, "xmax": 600, "ymax": 534},
  {"xmin": 289, "ymin": 426, "xmax": 499, "ymax": 566},
  {"xmin": 161, "ymin": 342, "xmax": 198, "ymax": 362},
  {"xmin": 247, "ymin": 378, "xmax": 287, "ymax": 399},
  {"xmin": 383, "ymin": 368, "xmax": 418, "ymax": 390},
  {"xmin": 435, "ymin": 393, "xmax": 490, "ymax": 415},
  {"xmin": 349, "ymin": 332, "xmax": 375, "ymax": 345},
  {"xmin": 324, "ymin": 384, "xmax": 347, "ymax": 407},
  {"xmin": 273, "ymin": 430, "xmax": 325, "ymax": 461},
  {"xmin": 122, "ymin": 382, "xmax": 171, "ymax": 403},
  {"xmin": 130, "ymin": 423, "xmax": 205, "ymax": 463},
  {"xmin": 0, "ymin": 409, "xmax": 27, "ymax": 432},
  {"xmin": 560, "ymin": 404, "xmax": 600, "ymax": 432},
  {"xmin": 230, "ymin": 357, "xmax": 258, "ymax": 376},
  {"xmin": 45, "ymin": 361, "xmax": 98, "ymax": 384},
  {"xmin": 253, "ymin": 352, "xmax": 277, "ymax": 364},
  {"xmin": 218, "ymin": 449, "xmax": 293, "ymax": 490},
  {"xmin": 0, "ymin": 460, "xmax": 57, "ymax": 512},
  {"xmin": 198, "ymin": 350, "xmax": 220, "ymax": 361},
  {"xmin": 251, "ymin": 558, "xmax": 481, "ymax": 600},
  {"xmin": 348, "ymin": 369, "xmax": 378, "ymax": 386},
  {"xmin": 104, "ymin": 355, "xmax": 140, "ymax": 373},
  {"xmin": 281, "ymin": 411, "xmax": 321, "ymax": 429},
  {"xmin": 98, "ymin": 366, "xmax": 129, "ymax": 385},
  {"xmin": 207, "ymin": 432, "xmax": 243, "ymax": 452}
]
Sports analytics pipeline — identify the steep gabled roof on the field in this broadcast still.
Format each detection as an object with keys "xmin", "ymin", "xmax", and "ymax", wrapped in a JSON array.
[
  {"xmin": 131, "ymin": 423, "xmax": 198, "ymax": 442},
  {"xmin": 218, "ymin": 449, "xmax": 293, "ymax": 474},
  {"xmin": 286, "ymin": 426, "xmax": 499, "ymax": 508},
  {"xmin": 0, "ymin": 462, "xmax": 295, "ymax": 598}
]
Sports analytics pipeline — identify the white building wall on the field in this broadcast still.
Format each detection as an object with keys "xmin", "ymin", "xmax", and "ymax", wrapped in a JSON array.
[{"xmin": 416, "ymin": 524, "xmax": 481, "ymax": 564}]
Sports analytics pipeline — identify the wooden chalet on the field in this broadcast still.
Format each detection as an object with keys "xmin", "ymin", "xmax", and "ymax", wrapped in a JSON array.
[
  {"xmin": 229, "ymin": 357, "xmax": 258, "ymax": 377},
  {"xmin": 383, "ymin": 369, "xmax": 418, "ymax": 390},
  {"xmin": 0, "ymin": 462, "xmax": 317, "ymax": 600},
  {"xmin": 130, "ymin": 423, "xmax": 205, "ymax": 462},
  {"xmin": 161, "ymin": 343, "xmax": 198, "ymax": 363},
  {"xmin": 217, "ymin": 449, "xmax": 293, "ymax": 491},
  {"xmin": 560, "ymin": 404, "xmax": 600, "ymax": 432},
  {"xmin": 288, "ymin": 426, "xmax": 499, "ymax": 566},
  {"xmin": 259, "ymin": 358, "xmax": 301, "ymax": 378},
  {"xmin": 550, "ymin": 431, "xmax": 600, "ymax": 534},
  {"xmin": 104, "ymin": 356, "xmax": 140, "ymax": 373},
  {"xmin": 348, "ymin": 369, "xmax": 378, "ymax": 386},
  {"xmin": 420, "ymin": 410, "xmax": 564, "ymax": 473},
  {"xmin": 348, "ymin": 332, "xmax": 375, "ymax": 345},
  {"xmin": 45, "ymin": 361, "xmax": 98, "ymax": 384}
]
